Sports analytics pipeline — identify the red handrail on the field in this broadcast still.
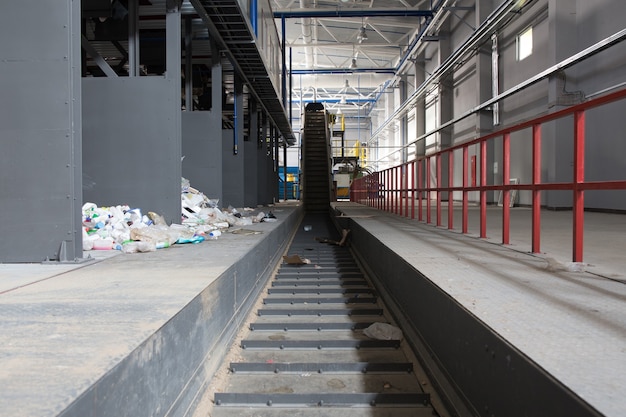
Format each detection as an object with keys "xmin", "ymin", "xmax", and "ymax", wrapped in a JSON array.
[{"xmin": 350, "ymin": 87, "xmax": 626, "ymax": 263}]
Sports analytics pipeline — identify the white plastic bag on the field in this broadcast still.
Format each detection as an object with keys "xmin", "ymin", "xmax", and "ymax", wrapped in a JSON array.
[{"xmin": 363, "ymin": 322, "xmax": 403, "ymax": 341}]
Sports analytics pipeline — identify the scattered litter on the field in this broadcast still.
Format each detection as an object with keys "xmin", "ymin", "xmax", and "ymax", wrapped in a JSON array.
[
  {"xmin": 303, "ymin": 225, "xmax": 312, "ymax": 232},
  {"xmin": 314, "ymin": 265, "xmax": 323, "ymax": 269},
  {"xmin": 81, "ymin": 177, "xmax": 276, "ymax": 253},
  {"xmin": 315, "ymin": 229, "xmax": 351, "ymax": 247},
  {"xmin": 283, "ymin": 254, "xmax": 311, "ymax": 265},
  {"xmin": 363, "ymin": 322, "xmax": 403, "ymax": 341},
  {"xmin": 177, "ymin": 235, "xmax": 205, "ymax": 244},
  {"xmin": 121, "ymin": 241, "xmax": 157, "ymax": 253},
  {"xmin": 208, "ymin": 230, "xmax": 222, "ymax": 240},
  {"xmin": 545, "ymin": 256, "xmax": 588, "ymax": 272}
]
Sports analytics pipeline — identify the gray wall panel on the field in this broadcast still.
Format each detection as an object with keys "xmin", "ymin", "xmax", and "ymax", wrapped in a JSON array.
[
  {"xmin": 244, "ymin": 140, "xmax": 259, "ymax": 207},
  {"xmin": 0, "ymin": 0, "xmax": 82, "ymax": 262},
  {"xmin": 182, "ymin": 112, "xmax": 223, "ymax": 202},
  {"xmin": 222, "ymin": 130, "xmax": 245, "ymax": 208},
  {"xmin": 82, "ymin": 77, "xmax": 181, "ymax": 223},
  {"xmin": 574, "ymin": 0, "xmax": 626, "ymax": 210}
]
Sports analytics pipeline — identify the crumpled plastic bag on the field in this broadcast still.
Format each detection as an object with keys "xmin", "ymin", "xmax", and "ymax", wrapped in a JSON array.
[
  {"xmin": 363, "ymin": 322, "xmax": 403, "ymax": 341},
  {"xmin": 121, "ymin": 241, "xmax": 157, "ymax": 253},
  {"xmin": 130, "ymin": 225, "xmax": 181, "ymax": 248}
]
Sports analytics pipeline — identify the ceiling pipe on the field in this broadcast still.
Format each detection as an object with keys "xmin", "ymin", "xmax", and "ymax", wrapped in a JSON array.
[
  {"xmin": 395, "ymin": 0, "xmax": 452, "ymax": 76},
  {"xmin": 290, "ymin": 68, "xmax": 395, "ymax": 75},
  {"xmin": 369, "ymin": 0, "xmax": 536, "ymax": 142},
  {"xmin": 299, "ymin": 0, "xmax": 313, "ymax": 68}
]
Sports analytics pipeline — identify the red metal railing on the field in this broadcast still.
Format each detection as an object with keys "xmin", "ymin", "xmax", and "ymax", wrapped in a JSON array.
[{"xmin": 350, "ymin": 88, "xmax": 626, "ymax": 263}]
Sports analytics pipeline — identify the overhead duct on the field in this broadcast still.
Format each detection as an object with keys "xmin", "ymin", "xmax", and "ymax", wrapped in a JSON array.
[{"xmin": 300, "ymin": 0, "xmax": 313, "ymax": 68}]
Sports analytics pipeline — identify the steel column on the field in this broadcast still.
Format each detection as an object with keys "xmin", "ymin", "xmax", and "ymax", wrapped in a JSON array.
[
  {"xmin": 448, "ymin": 151, "xmax": 454, "ymax": 229},
  {"xmin": 573, "ymin": 111, "xmax": 585, "ymax": 262},
  {"xmin": 502, "ymin": 133, "xmax": 510, "ymax": 244},
  {"xmin": 395, "ymin": 166, "xmax": 400, "ymax": 215},
  {"xmin": 480, "ymin": 140, "xmax": 487, "ymax": 238},
  {"xmin": 462, "ymin": 146, "xmax": 468, "ymax": 234},
  {"xmin": 436, "ymin": 154, "xmax": 442, "ymax": 226},
  {"xmin": 418, "ymin": 160, "xmax": 423, "ymax": 221},
  {"xmin": 411, "ymin": 161, "xmax": 416, "ymax": 219},
  {"xmin": 532, "ymin": 124, "xmax": 542, "ymax": 253},
  {"xmin": 426, "ymin": 157, "xmax": 431, "ymax": 224},
  {"xmin": 404, "ymin": 164, "xmax": 409, "ymax": 217}
]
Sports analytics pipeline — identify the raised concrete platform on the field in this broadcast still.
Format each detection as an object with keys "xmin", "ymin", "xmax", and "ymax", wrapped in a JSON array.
[
  {"xmin": 332, "ymin": 202, "xmax": 626, "ymax": 417},
  {"xmin": 0, "ymin": 203, "xmax": 302, "ymax": 417}
]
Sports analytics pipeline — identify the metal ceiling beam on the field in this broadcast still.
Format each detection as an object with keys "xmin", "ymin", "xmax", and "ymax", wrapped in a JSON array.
[
  {"xmin": 273, "ymin": 9, "xmax": 433, "ymax": 18},
  {"xmin": 291, "ymin": 68, "xmax": 396, "ymax": 75}
]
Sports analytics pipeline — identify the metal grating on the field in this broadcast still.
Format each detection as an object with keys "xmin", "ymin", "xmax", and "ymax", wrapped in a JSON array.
[
  {"xmin": 190, "ymin": 0, "xmax": 295, "ymax": 145},
  {"xmin": 214, "ymin": 392, "xmax": 430, "ymax": 407},
  {"xmin": 229, "ymin": 361, "xmax": 414, "ymax": 374}
]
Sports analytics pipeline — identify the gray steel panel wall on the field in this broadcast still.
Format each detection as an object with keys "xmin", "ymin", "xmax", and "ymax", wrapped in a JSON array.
[
  {"xmin": 182, "ymin": 112, "xmax": 223, "ymax": 203},
  {"xmin": 0, "ymin": 0, "xmax": 82, "ymax": 262},
  {"xmin": 221, "ymin": 130, "xmax": 245, "ymax": 208},
  {"xmin": 57, "ymin": 206, "xmax": 302, "ymax": 417},
  {"xmin": 82, "ymin": 77, "xmax": 181, "ymax": 223},
  {"xmin": 572, "ymin": 0, "xmax": 626, "ymax": 210},
  {"xmin": 244, "ymin": 139, "xmax": 260, "ymax": 207}
]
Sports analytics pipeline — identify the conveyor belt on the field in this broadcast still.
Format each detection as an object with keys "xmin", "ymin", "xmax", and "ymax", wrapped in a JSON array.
[{"xmin": 210, "ymin": 213, "xmax": 440, "ymax": 416}]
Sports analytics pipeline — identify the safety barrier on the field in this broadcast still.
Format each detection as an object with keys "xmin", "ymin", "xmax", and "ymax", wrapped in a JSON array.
[{"xmin": 350, "ymin": 88, "xmax": 626, "ymax": 263}]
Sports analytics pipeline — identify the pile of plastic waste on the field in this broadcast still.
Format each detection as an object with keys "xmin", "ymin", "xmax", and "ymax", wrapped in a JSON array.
[{"xmin": 82, "ymin": 178, "xmax": 274, "ymax": 253}]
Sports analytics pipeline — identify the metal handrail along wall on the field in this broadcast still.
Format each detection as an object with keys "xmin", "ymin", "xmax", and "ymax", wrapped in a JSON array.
[{"xmin": 350, "ymin": 87, "xmax": 626, "ymax": 264}]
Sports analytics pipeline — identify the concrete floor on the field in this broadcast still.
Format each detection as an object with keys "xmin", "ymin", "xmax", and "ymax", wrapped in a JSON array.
[{"xmin": 0, "ymin": 201, "xmax": 624, "ymax": 416}]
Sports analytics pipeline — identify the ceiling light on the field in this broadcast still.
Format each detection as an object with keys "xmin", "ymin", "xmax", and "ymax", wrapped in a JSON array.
[{"xmin": 357, "ymin": 26, "xmax": 368, "ymax": 43}]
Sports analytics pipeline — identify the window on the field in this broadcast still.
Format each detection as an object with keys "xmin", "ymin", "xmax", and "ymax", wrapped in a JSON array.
[{"xmin": 517, "ymin": 26, "xmax": 533, "ymax": 61}]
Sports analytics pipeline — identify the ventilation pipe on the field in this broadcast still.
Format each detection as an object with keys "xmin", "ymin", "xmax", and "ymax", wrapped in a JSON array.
[{"xmin": 300, "ymin": 0, "xmax": 313, "ymax": 68}]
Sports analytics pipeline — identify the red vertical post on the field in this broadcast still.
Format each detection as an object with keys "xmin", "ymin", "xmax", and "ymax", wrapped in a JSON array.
[
  {"xmin": 388, "ymin": 168, "xmax": 392, "ymax": 213},
  {"xmin": 398, "ymin": 164, "xmax": 404, "ymax": 216},
  {"xmin": 532, "ymin": 123, "xmax": 542, "ymax": 254},
  {"xmin": 393, "ymin": 166, "xmax": 400, "ymax": 214},
  {"xmin": 411, "ymin": 161, "xmax": 416, "ymax": 219},
  {"xmin": 502, "ymin": 133, "xmax": 511, "ymax": 245},
  {"xmin": 573, "ymin": 111, "xmax": 585, "ymax": 262},
  {"xmin": 424, "ymin": 156, "xmax": 431, "ymax": 224},
  {"xmin": 448, "ymin": 150, "xmax": 454, "ymax": 230},
  {"xmin": 391, "ymin": 167, "xmax": 395, "ymax": 214},
  {"xmin": 418, "ymin": 160, "xmax": 423, "ymax": 221},
  {"xmin": 436, "ymin": 153, "xmax": 442, "ymax": 226},
  {"xmin": 397, "ymin": 165, "xmax": 402, "ymax": 217},
  {"xmin": 377, "ymin": 172, "xmax": 381, "ymax": 209},
  {"xmin": 480, "ymin": 140, "xmax": 487, "ymax": 239},
  {"xmin": 405, "ymin": 164, "xmax": 409, "ymax": 218},
  {"xmin": 389, "ymin": 167, "xmax": 393, "ymax": 213},
  {"xmin": 462, "ymin": 146, "xmax": 469, "ymax": 234},
  {"xmin": 382, "ymin": 171, "xmax": 386, "ymax": 210},
  {"xmin": 386, "ymin": 169, "xmax": 390, "ymax": 212}
]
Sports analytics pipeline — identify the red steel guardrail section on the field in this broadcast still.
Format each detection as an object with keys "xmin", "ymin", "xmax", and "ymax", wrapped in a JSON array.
[{"xmin": 350, "ymin": 87, "xmax": 626, "ymax": 263}]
